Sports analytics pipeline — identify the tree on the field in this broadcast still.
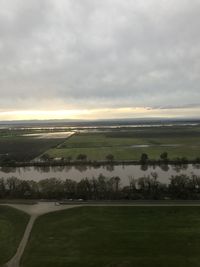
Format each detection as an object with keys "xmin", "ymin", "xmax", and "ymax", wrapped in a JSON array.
[
  {"xmin": 169, "ymin": 174, "xmax": 191, "ymax": 199},
  {"xmin": 0, "ymin": 178, "xmax": 6, "ymax": 198},
  {"xmin": 76, "ymin": 154, "xmax": 87, "ymax": 161},
  {"xmin": 195, "ymin": 157, "xmax": 200, "ymax": 164},
  {"xmin": 140, "ymin": 153, "xmax": 148, "ymax": 164},
  {"xmin": 181, "ymin": 157, "xmax": 188, "ymax": 164},
  {"xmin": 64, "ymin": 179, "xmax": 77, "ymax": 198},
  {"xmin": 66, "ymin": 156, "xmax": 72, "ymax": 162},
  {"xmin": 137, "ymin": 172, "xmax": 160, "ymax": 199},
  {"xmin": 40, "ymin": 153, "xmax": 50, "ymax": 162},
  {"xmin": 38, "ymin": 178, "xmax": 64, "ymax": 198},
  {"xmin": 160, "ymin": 152, "xmax": 168, "ymax": 162},
  {"xmin": 106, "ymin": 154, "xmax": 114, "ymax": 162}
]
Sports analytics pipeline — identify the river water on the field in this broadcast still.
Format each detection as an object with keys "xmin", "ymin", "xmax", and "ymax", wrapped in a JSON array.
[{"xmin": 0, "ymin": 164, "xmax": 200, "ymax": 186}]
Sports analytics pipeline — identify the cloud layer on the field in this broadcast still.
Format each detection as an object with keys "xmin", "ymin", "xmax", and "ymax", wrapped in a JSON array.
[{"xmin": 0, "ymin": 0, "xmax": 200, "ymax": 118}]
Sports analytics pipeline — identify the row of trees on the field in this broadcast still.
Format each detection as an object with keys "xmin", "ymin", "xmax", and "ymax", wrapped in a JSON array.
[
  {"xmin": 140, "ymin": 152, "xmax": 168, "ymax": 164},
  {"xmin": 40, "ymin": 152, "xmax": 200, "ymax": 164},
  {"xmin": 1, "ymin": 152, "xmax": 200, "ymax": 166},
  {"xmin": 1, "ymin": 173, "xmax": 200, "ymax": 200},
  {"xmin": 139, "ymin": 152, "xmax": 194, "ymax": 164}
]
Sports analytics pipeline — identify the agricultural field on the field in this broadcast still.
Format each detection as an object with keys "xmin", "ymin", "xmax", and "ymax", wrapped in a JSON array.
[
  {"xmin": 0, "ymin": 205, "xmax": 29, "ymax": 266},
  {"xmin": 0, "ymin": 129, "xmax": 72, "ymax": 162},
  {"xmin": 46, "ymin": 125, "xmax": 200, "ymax": 161},
  {"xmin": 22, "ymin": 206, "xmax": 200, "ymax": 267},
  {"xmin": 1, "ymin": 125, "xmax": 200, "ymax": 162}
]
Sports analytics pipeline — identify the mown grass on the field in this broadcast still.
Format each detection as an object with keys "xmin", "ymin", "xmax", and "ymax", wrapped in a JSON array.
[
  {"xmin": 46, "ymin": 128, "xmax": 200, "ymax": 160},
  {"xmin": 0, "ymin": 205, "xmax": 29, "ymax": 266},
  {"xmin": 22, "ymin": 206, "xmax": 200, "ymax": 267}
]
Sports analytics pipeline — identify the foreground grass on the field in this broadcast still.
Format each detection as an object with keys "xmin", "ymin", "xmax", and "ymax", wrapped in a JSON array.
[
  {"xmin": 22, "ymin": 206, "xmax": 200, "ymax": 267},
  {"xmin": 0, "ymin": 206, "xmax": 29, "ymax": 265}
]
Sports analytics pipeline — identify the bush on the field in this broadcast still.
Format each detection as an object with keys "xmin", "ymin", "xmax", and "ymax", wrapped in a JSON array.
[
  {"xmin": 76, "ymin": 154, "xmax": 87, "ymax": 161},
  {"xmin": 106, "ymin": 154, "xmax": 114, "ymax": 161}
]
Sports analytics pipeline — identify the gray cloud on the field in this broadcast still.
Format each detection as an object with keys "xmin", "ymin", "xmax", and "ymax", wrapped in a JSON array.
[{"xmin": 0, "ymin": 0, "xmax": 200, "ymax": 114}]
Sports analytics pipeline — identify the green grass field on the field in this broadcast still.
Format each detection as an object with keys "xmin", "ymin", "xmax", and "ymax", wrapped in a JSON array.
[
  {"xmin": 46, "ymin": 126, "xmax": 200, "ymax": 160},
  {"xmin": 0, "ymin": 206, "xmax": 29, "ymax": 266},
  {"xmin": 22, "ymin": 206, "xmax": 200, "ymax": 267}
]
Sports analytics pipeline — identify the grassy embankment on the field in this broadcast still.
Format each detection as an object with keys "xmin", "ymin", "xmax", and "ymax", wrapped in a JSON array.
[
  {"xmin": 46, "ymin": 126, "xmax": 200, "ymax": 161},
  {"xmin": 0, "ymin": 206, "xmax": 29, "ymax": 266},
  {"xmin": 22, "ymin": 206, "xmax": 200, "ymax": 267}
]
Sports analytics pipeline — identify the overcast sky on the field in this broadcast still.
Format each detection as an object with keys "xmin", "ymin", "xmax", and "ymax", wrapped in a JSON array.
[{"xmin": 0, "ymin": 0, "xmax": 200, "ymax": 120}]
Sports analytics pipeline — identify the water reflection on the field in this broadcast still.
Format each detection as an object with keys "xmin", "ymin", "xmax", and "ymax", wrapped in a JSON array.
[
  {"xmin": 159, "ymin": 164, "xmax": 170, "ymax": 172},
  {"xmin": 0, "ymin": 164, "xmax": 200, "ymax": 186},
  {"xmin": 105, "ymin": 165, "xmax": 114, "ymax": 172},
  {"xmin": 92, "ymin": 165, "xmax": 101, "ymax": 170},
  {"xmin": 33, "ymin": 165, "xmax": 51, "ymax": 173},
  {"xmin": 171, "ymin": 164, "xmax": 188, "ymax": 172},
  {"xmin": 51, "ymin": 166, "xmax": 66, "ymax": 172},
  {"xmin": 23, "ymin": 166, "xmax": 31, "ymax": 172},
  {"xmin": 0, "ymin": 166, "xmax": 17, "ymax": 173},
  {"xmin": 140, "ymin": 165, "xmax": 148, "ymax": 171},
  {"xmin": 193, "ymin": 163, "xmax": 200, "ymax": 169},
  {"xmin": 74, "ymin": 165, "xmax": 88, "ymax": 172}
]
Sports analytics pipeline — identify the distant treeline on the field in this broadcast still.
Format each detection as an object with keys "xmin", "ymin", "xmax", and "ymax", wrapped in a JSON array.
[{"xmin": 1, "ymin": 173, "xmax": 200, "ymax": 200}]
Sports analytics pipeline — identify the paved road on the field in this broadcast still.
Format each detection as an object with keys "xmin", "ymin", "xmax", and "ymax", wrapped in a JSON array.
[{"xmin": 3, "ymin": 201, "xmax": 200, "ymax": 267}]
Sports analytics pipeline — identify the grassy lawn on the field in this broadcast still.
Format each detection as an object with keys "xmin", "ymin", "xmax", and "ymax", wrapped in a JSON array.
[
  {"xmin": 0, "ymin": 206, "xmax": 29, "ymax": 266},
  {"xmin": 46, "ymin": 128, "xmax": 200, "ymax": 160},
  {"xmin": 22, "ymin": 206, "xmax": 200, "ymax": 267}
]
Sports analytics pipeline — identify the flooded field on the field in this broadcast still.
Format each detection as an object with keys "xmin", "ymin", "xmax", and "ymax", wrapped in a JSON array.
[
  {"xmin": 131, "ymin": 144, "xmax": 181, "ymax": 148},
  {"xmin": 1, "ymin": 123, "xmax": 200, "ymax": 162},
  {"xmin": 22, "ymin": 132, "xmax": 74, "ymax": 139},
  {"xmin": 0, "ymin": 164, "xmax": 200, "ymax": 186}
]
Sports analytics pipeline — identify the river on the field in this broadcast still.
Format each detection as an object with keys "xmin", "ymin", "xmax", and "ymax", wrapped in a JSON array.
[{"xmin": 0, "ymin": 164, "xmax": 200, "ymax": 186}]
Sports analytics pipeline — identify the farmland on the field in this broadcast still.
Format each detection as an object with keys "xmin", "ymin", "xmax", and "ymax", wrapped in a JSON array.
[
  {"xmin": 46, "ymin": 125, "xmax": 200, "ymax": 161},
  {"xmin": 0, "ymin": 129, "xmax": 71, "ymax": 162},
  {"xmin": 0, "ymin": 136, "xmax": 68, "ymax": 162},
  {"xmin": 0, "ymin": 124, "xmax": 200, "ymax": 163},
  {"xmin": 22, "ymin": 206, "xmax": 200, "ymax": 267},
  {"xmin": 0, "ymin": 206, "xmax": 29, "ymax": 266}
]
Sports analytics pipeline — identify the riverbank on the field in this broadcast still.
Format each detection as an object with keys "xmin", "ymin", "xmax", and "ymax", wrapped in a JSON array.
[{"xmin": 1, "ymin": 158, "xmax": 200, "ymax": 168}]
